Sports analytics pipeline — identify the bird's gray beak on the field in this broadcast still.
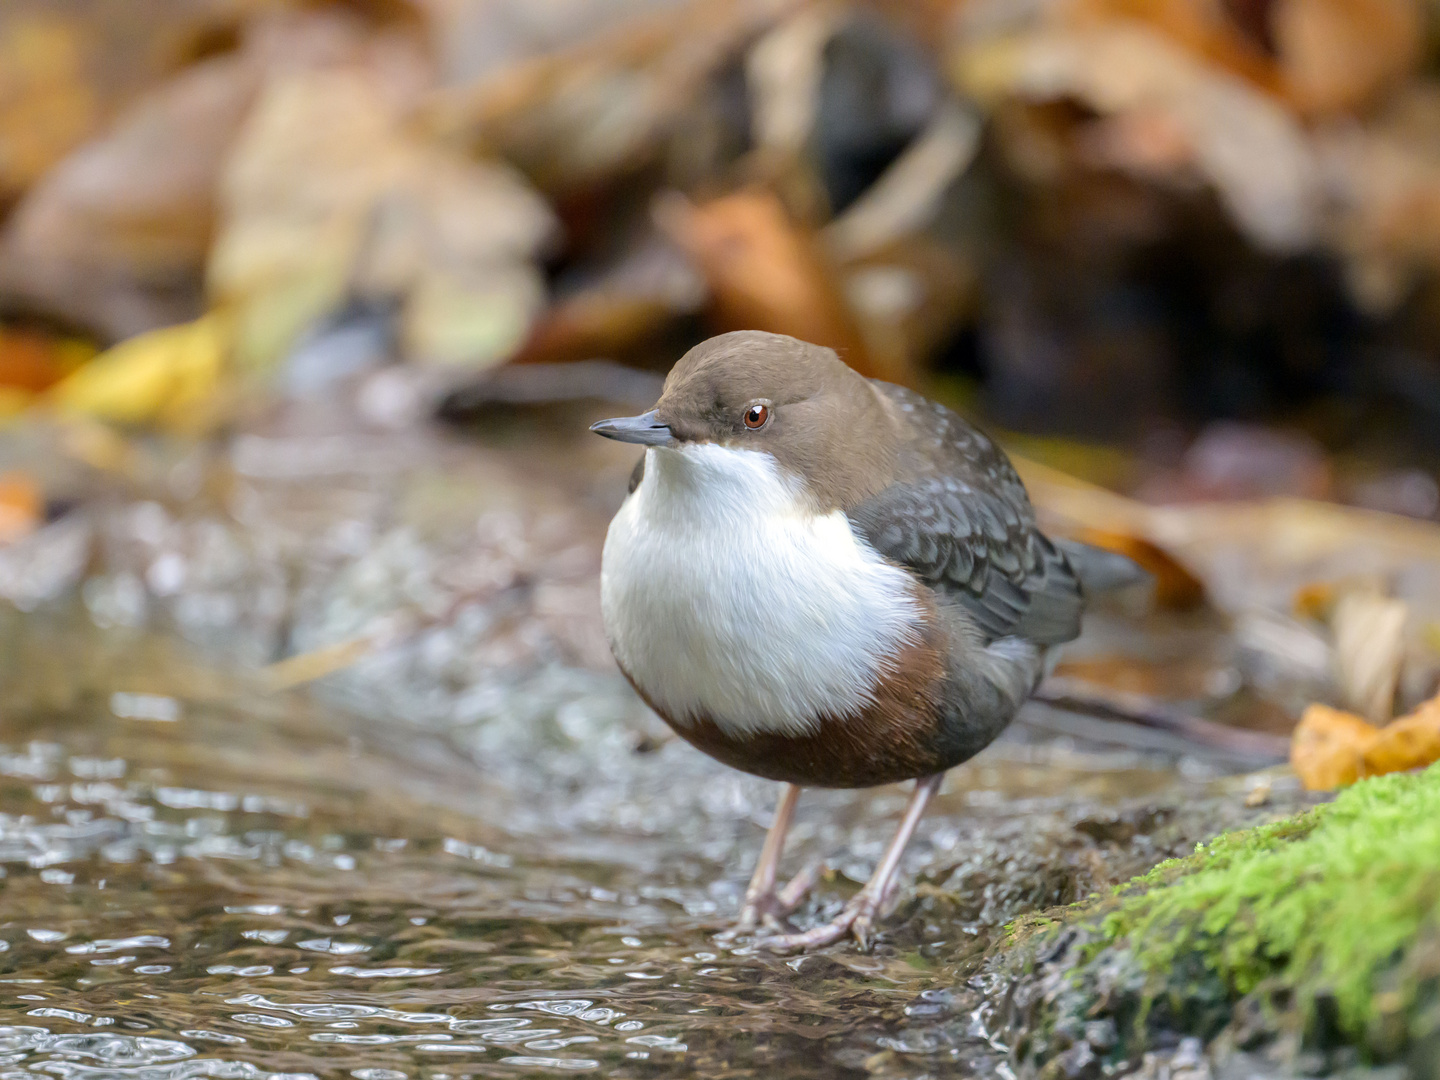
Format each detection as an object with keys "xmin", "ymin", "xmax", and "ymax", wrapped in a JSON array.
[{"xmin": 589, "ymin": 410, "xmax": 675, "ymax": 447}]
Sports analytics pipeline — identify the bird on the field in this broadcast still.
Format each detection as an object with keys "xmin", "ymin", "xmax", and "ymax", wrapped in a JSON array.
[{"xmin": 590, "ymin": 330, "xmax": 1143, "ymax": 951}]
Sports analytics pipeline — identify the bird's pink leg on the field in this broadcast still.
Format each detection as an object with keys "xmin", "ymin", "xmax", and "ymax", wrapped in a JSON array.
[
  {"xmin": 720, "ymin": 783, "xmax": 810, "ymax": 936},
  {"xmin": 758, "ymin": 773, "xmax": 944, "ymax": 953}
]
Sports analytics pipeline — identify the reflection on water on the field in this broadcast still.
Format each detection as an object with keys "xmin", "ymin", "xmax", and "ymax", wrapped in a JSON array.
[
  {"xmin": 0, "ymin": 602, "xmax": 1266, "ymax": 1079},
  {"xmin": 0, "ymin": 736, "xmax": 943, "ymax": 1079}
]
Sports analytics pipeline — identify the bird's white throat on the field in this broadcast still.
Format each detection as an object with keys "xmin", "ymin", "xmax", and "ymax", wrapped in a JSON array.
[{"xmin": 600, "ymin": 442, "xmax": 924, "ymax": 737}]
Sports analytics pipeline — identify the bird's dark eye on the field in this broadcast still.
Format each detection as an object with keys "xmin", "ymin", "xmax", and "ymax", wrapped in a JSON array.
[{"xmin": 743, "ymin": 403, "xmax": 770, "ymax": 429}]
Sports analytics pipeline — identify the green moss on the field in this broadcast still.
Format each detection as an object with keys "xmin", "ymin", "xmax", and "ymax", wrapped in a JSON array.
[{"xmin": 1096, "ymin": 764, "xmax": 1440, "ymax": 1036}]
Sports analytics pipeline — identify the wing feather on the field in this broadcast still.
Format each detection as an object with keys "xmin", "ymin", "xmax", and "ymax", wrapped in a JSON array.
[{"xmin": 848, "ymin": 386, "xmax": 1085, "ymax": 645}]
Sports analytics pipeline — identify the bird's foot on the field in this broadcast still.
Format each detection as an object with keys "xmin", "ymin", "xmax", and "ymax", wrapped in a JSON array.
[
  {"xmin": 717, "ymin": 861, "xmax": 824, "ymax": 940},
  {"xmin": 748, "ymin": 773, "xmax": 944, "ymax": 954},
  {"xmin": 754, "ymin": 884, "xmax": 886, "ymax": 953}
]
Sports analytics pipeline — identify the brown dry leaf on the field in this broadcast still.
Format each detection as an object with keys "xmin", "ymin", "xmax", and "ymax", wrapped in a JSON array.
[
  {"xmin": 823, "ymin": 102, "xmax": 983, "ymax": 263},
  {"xmin": 0, "ymin": 472, "xmax": 42, "ymax": 545},
  {"xmin": 0, "ymin": 328, "xmax": 93, "ymax": 393},
  {"xmin": 1315, "ymin": 85, "xmax": 1440, "ymax": 314},
  {"xmin": 1070, "ymin": 526, "xmax": 1205, "ymax": 610},
  {"xmin": 1063, "ymin": 0, "xmax": 1281, "ymax": 93},
  {"xmin": 512, "ymin": 231, "xmax": 705, "ymax": 364},
  {"xmin": 515, "ymin": 294, "xmax": 679, "ymax": 365},
  {"xmin": 0, "ymin": 53, "xmax": 259, "ymax": 341},
  {"xmin": 1291, "ymin": 702, "xmax": 1379, "ymax": 791},
  {"xmin": 0, "ymin": 14, "xmax": 99, "ymax": 203},
  {"xmin": 654, "ymin": 189, "xmax": 878, "ymax": 375},
  {"xmin": 1272, "ymin": 0, "xmax": 1422, "ymax": 116},
  {"xmin": 1362, "ymin": 697, "xmax": 1440, "ymax": 777},
  {"xmin": 1015, "ymin": 456, "xmax": 1440, "ymax": 620},
  {"xmin": 212, "ymin": 64, "xmax": 556, "ymax": 373},
  {"xmin": 425, "ymin": 0, "xmax": 796, "ymax": 193},
  {"xmin": 1331, "ymin": 590, "xmax": 1409, "ymax": 722},
  {"xmin": 956, "ymin": 20, "xmax": 1318, "ymax": 252}
]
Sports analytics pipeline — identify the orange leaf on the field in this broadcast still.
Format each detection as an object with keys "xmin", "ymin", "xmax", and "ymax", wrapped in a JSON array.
[
  {"xmin": 1290, "ymin": 703, "xmax": 1379, "ymax": 791},
  {"xmin": 654, "ymin": 190, "xmax": 875, "ymax": 376},
  {"xmin": 0, "ymin": 472, "xmax": 42, "ymax": 544},
  {"xmin": 1071, "ymin": 527, "xmax": 1205, "ymax": 610},
  {"xmin": 0, "ymin": 329, "xmax": 86, "ymax": 392},
  {"xmin": 1362, "ymin": 699, "xmax": 1440, "ymax": 777}
]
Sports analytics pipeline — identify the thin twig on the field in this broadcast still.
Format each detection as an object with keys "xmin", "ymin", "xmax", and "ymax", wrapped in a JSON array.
[{"xmin": 1034, "ymin": 675, "xmax": 1291, "ymax": 763}]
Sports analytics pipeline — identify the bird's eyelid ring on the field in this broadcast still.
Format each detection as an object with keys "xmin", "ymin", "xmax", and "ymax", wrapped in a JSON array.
[{"xmin": 590, "ymin": 410, "xmax": 676, "ymax": 447}]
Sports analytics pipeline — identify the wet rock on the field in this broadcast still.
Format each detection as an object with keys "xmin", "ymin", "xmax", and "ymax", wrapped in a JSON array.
[{"xmin": 946, "ymin": 768, "xmax": 1440, "ymax": 1078}]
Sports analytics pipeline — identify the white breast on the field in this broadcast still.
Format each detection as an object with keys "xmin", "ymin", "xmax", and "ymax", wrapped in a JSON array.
[{"xmin": 600, "ymin": 443, "xmax": 924, "ymax": 737}]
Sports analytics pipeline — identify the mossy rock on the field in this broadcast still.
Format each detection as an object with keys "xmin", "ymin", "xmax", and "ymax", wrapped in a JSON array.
[{"xmin": 985, "ymin": 765, "xmax": 1440, "ymax": 1077}]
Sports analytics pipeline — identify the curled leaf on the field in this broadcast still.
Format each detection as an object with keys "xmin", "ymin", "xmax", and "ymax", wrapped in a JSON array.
[
  {"xmin": 1291, "ymin": 703, "xmax": 1378, "ymax": 791},
  {"xmin": 1362, "ymin": 699, "xmax": 1440, "ymax": 778}
]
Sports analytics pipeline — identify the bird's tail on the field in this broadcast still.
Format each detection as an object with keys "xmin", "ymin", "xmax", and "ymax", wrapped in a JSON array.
[{"xmin": 1055, "ymin": 538, "xmax": 1152, "ymax": 595}]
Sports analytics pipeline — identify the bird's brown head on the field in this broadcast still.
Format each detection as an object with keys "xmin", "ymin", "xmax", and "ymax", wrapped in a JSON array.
[{"xmin": 590, "ymin": 331, "xmax": 900, "ymax": 508}]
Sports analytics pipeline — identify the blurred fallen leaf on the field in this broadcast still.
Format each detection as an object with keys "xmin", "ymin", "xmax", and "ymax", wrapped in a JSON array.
[
  {"xmin": 1244, "ymin": 776, "xmax": 1272, "ymax": 807},
  {"xmin": 515, "ymin": 295, "xmax": 682, "ymax": 366},
  {"xmin": 1331, "ymin": 589, "xmax": 1408, "ymax": 722},
  {"xmin": 0, "ymin": 472, "xmax": 41, "ymax": 545},
  {"xmin": 0, "ymin": 328, "xmax": 94, "ymax": 393},
  {"xmin": 1291, "ymin": 702, "xmax": 1378, "ymax": 790},
  {"xmin": 426, "ymin": 0, "xmax": 796, "ymax": 193},
  {"xmin": 957, "ymin": 20, "xmax": 1318, "ymax": 252},
  {"xmin": 0, "ymin": 13, "xmax": 99, "ymax": 204},
  {"xmin": 1272, "ymin": 0, "xmax": 1422, "ymax": 116},
  {"xmin": 1361, "ymin": 697, "xmax": 1440, "ymax": 777},
  {"xmin": 1070, "ymin": 526, "xmax": 1205, "ymax": 610},
  {"xmin": 212, "ymin": 64, "xmax": 555, "ymax": 373},
  {"xmin": 511, "ymin": 230, "xmax": 707, "ymax": 365},
  {"xmin": 48, "ymin": 312, "xmax": 229, "ymax": 432},
  {"xmin": 0, "ymin": 51, "xmax": 259, "ymax": 342},
  {"xmin": 1065, "ymin": 0, "xmax": 1282, "ymax": 93},
  {"xmin": 1293, "ymin": 690, "xmax": 1440, "ymax": 790},
  {"xmin": 1315, "ymin": 85, "xmax": 1440, "ymax": 314},
  {"xmin": 746, "ymin": 3, "xmax": 838, "ymax": 159},
  {"xmin": 1234, "ymin": 609, "xmax": 1336, "ymax": 707},
  {"xmin": 823, "ymin": 101, "xmax": 982, "ymax": 263},
  {"xmin": 654, "ymin": 188, "xmax": 879, "ymax": 376},
  {"xmin": 1015, "ymin": 456, "xmax": 1440, "ymax": 620}
]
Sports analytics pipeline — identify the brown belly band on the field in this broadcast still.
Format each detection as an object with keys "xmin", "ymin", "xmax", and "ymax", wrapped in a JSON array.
[{"xmin": 617, "ymin": 609, "xmax": 991, "ymax": 788}]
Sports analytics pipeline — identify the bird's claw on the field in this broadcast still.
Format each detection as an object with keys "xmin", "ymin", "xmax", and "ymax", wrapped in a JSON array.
[
  {"xmin": 754, "ymin": 888, "xmax": 884, "ymax": 953},
  {"xmin": 716, "ymin": 861, "xmax": 824, "ymax": 942}
]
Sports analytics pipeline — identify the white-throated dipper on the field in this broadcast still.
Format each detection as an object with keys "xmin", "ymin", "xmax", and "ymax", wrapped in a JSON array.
[{"xmin": 591, "ymin": 330, "xmax": 1140, "ymax": 951}]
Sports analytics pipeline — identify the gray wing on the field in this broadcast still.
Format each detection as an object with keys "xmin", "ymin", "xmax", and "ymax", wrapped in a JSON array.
[{"xmin": 848, "ymin": 386, "xmax": 1084, "ymax": 645}]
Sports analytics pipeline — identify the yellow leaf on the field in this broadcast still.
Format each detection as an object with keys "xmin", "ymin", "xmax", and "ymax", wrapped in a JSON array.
[{"xmin": 48, "ymin": 313, "xmax": 229, "ymax": 431}]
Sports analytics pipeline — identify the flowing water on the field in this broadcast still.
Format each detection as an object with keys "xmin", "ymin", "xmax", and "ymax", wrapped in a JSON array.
[
  {"xmin": 0, "ymin": 404, "xmax": 1301, "ymax": 1079},
  {"xmin": 0, "ymin": 604, "xmax": 1273, "ymax": 1080}
]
